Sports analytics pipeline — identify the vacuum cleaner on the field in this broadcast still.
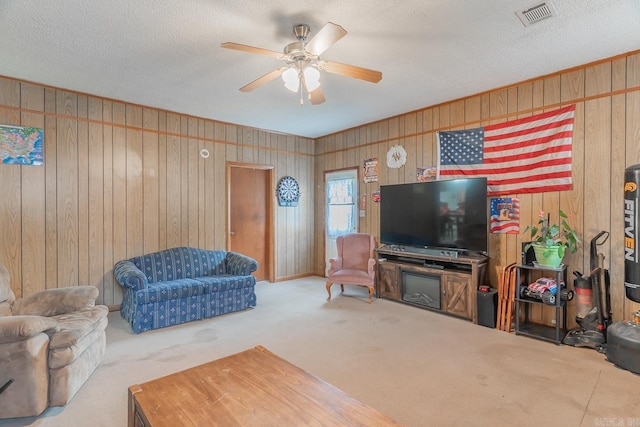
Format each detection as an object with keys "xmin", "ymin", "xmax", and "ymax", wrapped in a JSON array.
[{"xmin": 563, "ymin": 231, "xmax": 611, "ymax": 352}]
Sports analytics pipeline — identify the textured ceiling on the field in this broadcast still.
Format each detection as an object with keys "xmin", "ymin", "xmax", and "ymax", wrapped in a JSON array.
[{"xmin": 1, "ymin": 1, "xmax": 639, "ymax": 138}]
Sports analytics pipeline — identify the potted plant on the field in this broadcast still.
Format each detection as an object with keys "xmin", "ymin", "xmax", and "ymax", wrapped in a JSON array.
[{"xmin": 523, "ymin": 210, "xmax": 580, "ymax": 268}]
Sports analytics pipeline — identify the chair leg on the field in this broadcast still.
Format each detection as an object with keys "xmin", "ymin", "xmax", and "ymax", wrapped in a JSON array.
[{"xmin": 328, "ymin": 283, "xmax": 374, "ymax": 304}]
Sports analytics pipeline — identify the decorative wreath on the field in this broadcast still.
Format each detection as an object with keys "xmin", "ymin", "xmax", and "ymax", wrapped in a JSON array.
[
  {"xmin": 276, "ymin": 176, "xmax": 300, "ymax": 207},
  {"xmin": 386, "ymin": 144, "xmax": 407, "ymax": 169}
]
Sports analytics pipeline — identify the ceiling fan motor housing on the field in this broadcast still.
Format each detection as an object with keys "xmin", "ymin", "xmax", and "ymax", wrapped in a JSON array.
[
  {"xmin": 293, "ymin": 24, "xmax": 310, "ymax": 41},
  {"xmin": 284, "ymin": 41, "xmax": 307, "ymax": 60}
]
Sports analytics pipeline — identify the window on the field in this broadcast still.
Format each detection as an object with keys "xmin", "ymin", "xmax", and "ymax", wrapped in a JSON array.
[{"xmin": 326, "ymin": 178, "xmax": 356, "ymax": 237}]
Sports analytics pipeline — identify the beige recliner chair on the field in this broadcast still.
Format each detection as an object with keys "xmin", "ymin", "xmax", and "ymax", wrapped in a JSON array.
[{"xmin": 0, "ymin": 264, "xmax": 108, "ymax": 419}]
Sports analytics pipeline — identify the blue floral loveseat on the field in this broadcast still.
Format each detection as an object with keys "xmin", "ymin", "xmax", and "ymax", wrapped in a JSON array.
[{"xmin": 114, "ymin": 246, "xmax": 258, "ymax": 333}]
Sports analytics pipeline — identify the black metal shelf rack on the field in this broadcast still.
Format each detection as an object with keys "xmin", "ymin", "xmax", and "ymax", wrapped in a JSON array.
[{"xmin": 514, "ymin": 264, "xmax": 568, "ymax": 345}]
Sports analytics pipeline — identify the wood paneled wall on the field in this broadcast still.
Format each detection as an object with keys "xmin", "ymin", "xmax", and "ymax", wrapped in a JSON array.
[
  {"xmin": 3, "ymin": 50, "xmax": 640, "ymax": 322},
  {"xmin": 0, "ymin": 78, "xmax": 315, "ymax": 306},
  {"xmin": 314, "ymin": 50, "xmax": 640, "ymax": 323}
]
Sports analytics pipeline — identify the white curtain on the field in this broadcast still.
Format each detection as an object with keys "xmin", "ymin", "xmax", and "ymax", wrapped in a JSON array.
[{"xmin": 326, "ymin": 178, "xmax": 355, "ymax": 237}]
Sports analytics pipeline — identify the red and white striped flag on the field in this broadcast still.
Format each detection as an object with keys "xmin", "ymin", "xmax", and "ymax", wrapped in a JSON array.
[
  {"xmin": 437, "ymin": 104, "xmax": 575, "ymax": 196},
  {"xmin": 490, "ymin": 197, "xmax": 520, "ymax": 234}
]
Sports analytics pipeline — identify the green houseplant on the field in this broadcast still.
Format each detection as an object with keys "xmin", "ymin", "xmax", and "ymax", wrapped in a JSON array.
[{"xmin": 523, "ymin": 210, "xmax": 580, "ymax": 267}]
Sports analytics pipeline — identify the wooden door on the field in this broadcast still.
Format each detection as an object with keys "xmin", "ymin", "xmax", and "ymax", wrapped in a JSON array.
[
  {"xmin": 229, "ymin": 166, "xmax": 270, "ymax": 281},
  {"xmin": 377, "ymin": 261, "xmax": 400, "ymax": 300},
  {"xmin": 443, "ymin": 272, "xmax": 472, "ymax": 319}
]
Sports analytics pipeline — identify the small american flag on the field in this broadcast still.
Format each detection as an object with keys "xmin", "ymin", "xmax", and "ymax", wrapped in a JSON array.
[
  {"xmin": 490, "ymin": 197, "xmax": 520, "ymax": 234},
  {"xmin": 437, "ymin": 104, "xmax": 575, "ymax": 196}
]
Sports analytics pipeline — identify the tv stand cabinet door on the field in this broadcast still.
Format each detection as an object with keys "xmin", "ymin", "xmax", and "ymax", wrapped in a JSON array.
[
  {"xmin": 443, "ymin": 272, "xmax": 472, "ymax": 319},
  {"xmin": 377, "ymin": 261, "xmax": 401, "ymax": 300}
]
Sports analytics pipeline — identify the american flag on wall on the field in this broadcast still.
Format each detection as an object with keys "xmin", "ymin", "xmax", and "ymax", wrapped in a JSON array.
[
  {"xmin": 437, "ymin": 104, "xmax": 575, "ymax": 196},
  {"xmin": 490, "ymin": 197, "xmax": 520, "ymax": 234}
]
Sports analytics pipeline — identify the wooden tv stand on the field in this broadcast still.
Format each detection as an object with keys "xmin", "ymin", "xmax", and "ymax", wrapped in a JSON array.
[{"xmin": 375, "ymin": 246, "xmax": 488, "ymax": 324}]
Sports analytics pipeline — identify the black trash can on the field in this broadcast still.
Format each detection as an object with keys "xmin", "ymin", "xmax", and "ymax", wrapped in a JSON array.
[{"xmin": 477, "ymin": 288, "xmax": 498, "ymax": 328}]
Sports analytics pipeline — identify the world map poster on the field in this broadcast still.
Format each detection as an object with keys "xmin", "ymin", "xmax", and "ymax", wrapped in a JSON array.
[{"xmin": 0, "ymin": 125, "xmax": 44, "ymax": 166}]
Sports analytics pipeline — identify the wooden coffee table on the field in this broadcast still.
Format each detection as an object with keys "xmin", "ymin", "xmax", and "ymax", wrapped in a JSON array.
[{"xmin": 128, "ymin": 345, "xmax": 401, "ymax": 426}]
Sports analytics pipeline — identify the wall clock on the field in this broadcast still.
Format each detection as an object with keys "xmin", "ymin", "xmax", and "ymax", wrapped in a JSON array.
[{"xmin": 277, "ymin": 176, "xmax": 300, "ymax": 206}]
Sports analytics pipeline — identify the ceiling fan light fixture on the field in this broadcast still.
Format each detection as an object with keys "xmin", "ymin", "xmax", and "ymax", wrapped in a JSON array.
[
  {"xmin": 282, "ymin": 67, "xmax": 299, "ymax": 92},
  {"xmin": 303, "ymin": 66, "xmax": 320, "ymax": 91},
  {"xmin": 223, "ymin": 21, "xmax": 381, "ymax": 104}
]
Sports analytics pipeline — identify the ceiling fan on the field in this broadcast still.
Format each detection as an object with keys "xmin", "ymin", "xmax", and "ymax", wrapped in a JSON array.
[{"xmin": 221, "ymin": 22, "xmax": 382, "ymax": 105}]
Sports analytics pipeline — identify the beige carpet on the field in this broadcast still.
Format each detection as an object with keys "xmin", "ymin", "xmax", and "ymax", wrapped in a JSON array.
[{"xmin": 4, "ymin": 276, "xmax": 639, "ymax": 427}]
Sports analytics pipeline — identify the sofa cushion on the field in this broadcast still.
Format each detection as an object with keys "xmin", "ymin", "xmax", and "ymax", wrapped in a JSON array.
[
  {"xmin": 135, "ymin": 278, "xmax": 207, "ymax": 304},
  {"xmin": 326, "ymin": 269, "xmax": 373, "ymax": 286},
  {"xmin": 49, "ymin": 305, "xmax": 109, "ymax": 350},
  {"xmin": 48, "ymin": 315, "xmax": 108, "ymax": 369},
  {"xmin": 130, "ymin": 247, "xmax": 227, "ymax": 283},
  {"xmin": 195, "ymin": 275, "xmax": 256, "ymax": 293}
]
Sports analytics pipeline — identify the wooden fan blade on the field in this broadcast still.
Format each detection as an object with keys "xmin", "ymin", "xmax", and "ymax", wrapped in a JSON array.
[
  {"xmin": 240, "ymin": 67, "xmax": 287, "ymax": 92},
  {"xmin": 320, "ymin": 60, "xmax": 382, "ymax": 83},
  {"xmin": 304, "ymin": 22, "xmax": 347, "ymax": 57},
  {"xmin": 308, "ymin": 86, "xmax": 326, "ymax": 105},
  {"xmin": 221, "ymin": 42, "xmax": 283, "ymax": 59}
]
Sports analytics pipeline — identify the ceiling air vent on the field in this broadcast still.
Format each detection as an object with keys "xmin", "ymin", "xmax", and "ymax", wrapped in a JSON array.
[{"xmin": 516, "ymin": 2, "xmax": 556, "ymax": 27}]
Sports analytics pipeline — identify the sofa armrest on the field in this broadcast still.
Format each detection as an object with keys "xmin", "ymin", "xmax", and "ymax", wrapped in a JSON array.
[
  {"xmin": 225, "ymin": 252, "xmax": 258, "ymax": 276},
  {"xmin": 367, "ymin": 258, "xmax": 376, "ymax": 276},
  {"xmin": 13, "ymin": 286, "xmax": 99, "ymax": 317},
  {"xmin": 0, "ymin": 315, "xmax": 59, "ymax": 344},
  {"xmin": 328, "ymin": 257, "xmax": 343, "ymax": 275},
  {"xmin": 114, "ymin": 260, "xmax": 148, "ymax": 291}
]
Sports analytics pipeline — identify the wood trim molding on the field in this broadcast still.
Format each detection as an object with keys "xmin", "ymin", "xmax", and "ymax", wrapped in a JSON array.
[
  {"xmin": 0, "ymin": 105, "xmax": 314, "ymax": 157},
  {"xmin": 315, "ymin": 84, "xmax": 640, "ymax": 156}
]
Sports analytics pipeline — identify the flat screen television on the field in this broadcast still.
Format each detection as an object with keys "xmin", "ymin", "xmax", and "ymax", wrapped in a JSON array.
[{"xmin": 380, "ymin": 177, "xmax": 488, "ymax": 254}]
